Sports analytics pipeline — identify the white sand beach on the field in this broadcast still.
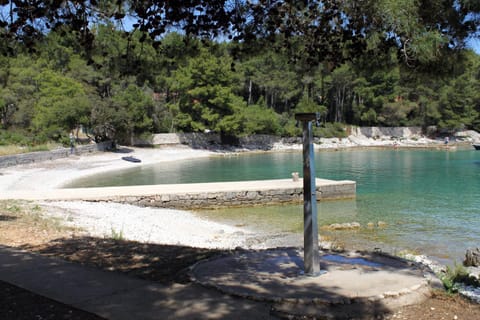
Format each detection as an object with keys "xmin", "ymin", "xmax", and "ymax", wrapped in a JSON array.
[{"xmin": 0, "ymin": 146, "xmax": 215, "ymax": 192}]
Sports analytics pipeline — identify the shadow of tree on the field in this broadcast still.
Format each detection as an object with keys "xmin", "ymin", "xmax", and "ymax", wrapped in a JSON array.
[
  {"xmin": 20, "ymin": 236, "xmax": 225, "ymax": 284},
  {"xmin": 111, "ymin": 147, "xmax": 135, "ymax": 154},
  {"xmin": 0, "ymin": 214, "xmax": 17, "ymax": 222},
  {"xmin": 0, "ymin": 279, "xmax": 105, "ymax": 320},
  {"xmin": 17, "ymin": 236, "xmax": 397, "ymax": 319}
]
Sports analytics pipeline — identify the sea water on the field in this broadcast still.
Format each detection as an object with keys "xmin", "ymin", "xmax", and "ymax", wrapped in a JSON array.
[{"xmin": 68, "ymin": 148, "xmax": 480, "ymax": 264}]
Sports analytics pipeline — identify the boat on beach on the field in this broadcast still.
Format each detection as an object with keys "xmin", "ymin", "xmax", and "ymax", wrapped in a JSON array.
[{"xmin": 121, "ymin": 156, "xmax": 141, "ymax": 163}]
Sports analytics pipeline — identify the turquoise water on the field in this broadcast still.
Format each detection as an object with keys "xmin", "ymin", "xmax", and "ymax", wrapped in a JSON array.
[{"xmin": 69, "ymin": 149, "xmax": 480, "ymax": 263}]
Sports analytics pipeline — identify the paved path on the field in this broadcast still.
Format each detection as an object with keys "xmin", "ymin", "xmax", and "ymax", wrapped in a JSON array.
[
  {"xmin": 0, "ymin": 246, "xmax": 273, "ymax": 319},
  {"xmin": 0, "ymin": 245, "xmax": 438, "ymax": 319}
]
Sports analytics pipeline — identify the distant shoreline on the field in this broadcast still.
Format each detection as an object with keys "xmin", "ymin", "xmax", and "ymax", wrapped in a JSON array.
[{"xmin": 0, "ymin": 136, "xmax": 477, "ymax": 194}]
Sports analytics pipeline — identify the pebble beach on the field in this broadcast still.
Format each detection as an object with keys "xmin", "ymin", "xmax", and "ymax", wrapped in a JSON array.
[{"xmin": 0, "ymin": 131, "xmax": 478, "ymax": 251}]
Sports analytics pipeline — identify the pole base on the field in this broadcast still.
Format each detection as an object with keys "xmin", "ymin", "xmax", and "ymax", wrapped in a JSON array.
[{"xmin": 302, "ymin": 270, "xmax": 327, "ymax": 277}]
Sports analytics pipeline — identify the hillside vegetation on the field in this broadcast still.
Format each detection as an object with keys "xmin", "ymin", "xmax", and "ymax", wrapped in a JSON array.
[{"xmin": 0, "ymin": 1, "xmax": 479, "ymax": 145}]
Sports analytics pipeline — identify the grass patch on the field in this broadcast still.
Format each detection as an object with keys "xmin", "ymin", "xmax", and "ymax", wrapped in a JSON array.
[
  {"xmin": 110, "ymin": 227, "xmax": 125, "ymax": 241},
  {"xmin": 440, "ymin": 263, "xmax": 480, "ymax": 293},
  {"xmin": 0, "ymin": 143, "xmax": 62, "ymax": 156},
  {"xmin": 0, "ymin": 200, "xmax": 75, "ymax": 233}
]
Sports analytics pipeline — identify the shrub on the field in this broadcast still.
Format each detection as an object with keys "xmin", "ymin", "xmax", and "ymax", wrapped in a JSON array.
[
  {"xmin": 0, "ymin": 130, "xmax": 32, "ymax": 146},
  {"xmin": 440, "ymin": 263, "xmax": 479, "ymax": 293},
  {"xmin": 315, "ymin": 122, "xmax": 348, "ymax": 138}
]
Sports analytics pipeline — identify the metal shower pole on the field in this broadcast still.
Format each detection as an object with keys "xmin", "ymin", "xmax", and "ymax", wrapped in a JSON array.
[{"xmin": 295, "ymin": 113, "xmax": 321, "ymax": 276}]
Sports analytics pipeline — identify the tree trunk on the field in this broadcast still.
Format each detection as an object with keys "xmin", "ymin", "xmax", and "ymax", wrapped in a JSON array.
[{"xmin": 248, "ymin": 79, "xmax": 252, "ymax": 105}]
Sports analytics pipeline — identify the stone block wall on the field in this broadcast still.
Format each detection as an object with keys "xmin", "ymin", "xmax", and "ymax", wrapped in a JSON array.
[
  {"xmin": 133, "ymin": 133, "xmax": 222, "ymax": 148},
  {"xmin": 0, "ymin": 141, "xmax": 114, "ymax": 168},
  {"xmin": 350, "ymin": 126, "xmax": 423, "ymax": 139},
  {"xmin": 135, "ymin": 132, "xmax": 284, "ymax": 149},
  {"xmin": 105, "ymin": 181, "xmax": 355, "ymax": 210},
  {"xmin": 139, "ymin": 128, "xmax": 427, "ymax": 149}
]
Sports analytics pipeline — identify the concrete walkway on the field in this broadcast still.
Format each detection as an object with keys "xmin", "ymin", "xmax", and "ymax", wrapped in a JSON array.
[
  {"xmin": 0, "ymin": 246, "xmax": 273, "ymax": 319},
  {"xmin": 0, "ymin": 245, "xmax": 438, "ymax": 319}
]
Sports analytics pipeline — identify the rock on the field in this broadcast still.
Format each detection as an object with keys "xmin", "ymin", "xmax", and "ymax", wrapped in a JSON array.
[
  {"xmin": 321, "ymin": 222, "xmax": 361, "ymax": 230},
  {"xmin": 377, "ymin": 221, "xmax": 388, "ymax": 228},
  {"xmin": 466, "ymin": 266, "xmax": 480, "ymax": 281},
  {"xmin": 464, "ymin": 248, "xmax": 480, "ymax": 267},
  {"xmin": 367, "ymin": 222, "xmax": 375, "ymax": 228},
  {"xmin": 291, "ymin": 172, "xmax": 299, "ymax": 181}
]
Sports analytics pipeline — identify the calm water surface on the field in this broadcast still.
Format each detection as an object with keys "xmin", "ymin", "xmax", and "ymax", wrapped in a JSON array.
[{"xmin": 69, "ymin": 148, "xmax": 480, "ymax": 264}]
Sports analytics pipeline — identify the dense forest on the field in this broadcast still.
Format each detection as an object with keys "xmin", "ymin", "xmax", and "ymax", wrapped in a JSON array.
[{"xmin": 0, "ymin": 1, "xmax": 479, "ymax": 145}]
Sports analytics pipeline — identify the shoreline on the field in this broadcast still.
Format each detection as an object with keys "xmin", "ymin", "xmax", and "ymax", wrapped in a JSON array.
[
  {"xmin": 0, "ymin": 145, "xmax": 215, "ymax": 192},
  {"xmin": 0, "ymin": 138, "xmax": 476, "ymax": 252}
]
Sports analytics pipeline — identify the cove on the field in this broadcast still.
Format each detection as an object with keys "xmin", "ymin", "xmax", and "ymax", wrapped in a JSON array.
[{"xmin": 68, "ymin": 148, "xmax": 480, "ymax": 264}]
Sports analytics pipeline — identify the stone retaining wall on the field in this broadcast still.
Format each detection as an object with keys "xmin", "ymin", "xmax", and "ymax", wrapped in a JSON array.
[
  {"xmin": 136, "ymin": 127, "xmax": 427, "ymax": 149},
  {"xmin": 134, "ymin": 133, "xmax": 284, "ymax": 149},
  {"xmin": 105, "ymin": 181, "xmax": 355, "ymax": 209},
  {"xmin": 133, "ymin": 133, "xmax": 221, "ymax": 148},
  {"xmin": 350, "ymin": 126, "xmax": 423, "ymax": 139},
  {"xmin": 0, "ymin": 141, "xmax": 114, "ymax": 168}
]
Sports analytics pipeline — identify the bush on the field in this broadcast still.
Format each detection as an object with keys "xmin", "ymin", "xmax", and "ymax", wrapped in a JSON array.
[
  {"xmin": 315, "ymin": 122, "xmax": 348, "ymax": 138},
  {"xmin": 0, "ymin": 130, "xmax": 32, "ymax": 146},
  {"xmin": 279, "ymin": 113, "xmax": 301, "ymax": 137},
  {"xmin": 241, "ymin": 104, "xmax": 281, "ymax": 135},
  {"xmin": 440, "ymin": 263, "xmax": 479, "ymax": 293}
]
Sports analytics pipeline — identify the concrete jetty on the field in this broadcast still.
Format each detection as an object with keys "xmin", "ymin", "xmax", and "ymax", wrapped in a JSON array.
[{"xmin": 0, "ymin": 178, "xmax": 355, "ymax": 209}]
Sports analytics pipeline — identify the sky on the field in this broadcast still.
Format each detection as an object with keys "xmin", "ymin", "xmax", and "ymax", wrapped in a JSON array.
[{"xmin": 468, "ymin": 37, "xmax": 480, "ymax": 54}]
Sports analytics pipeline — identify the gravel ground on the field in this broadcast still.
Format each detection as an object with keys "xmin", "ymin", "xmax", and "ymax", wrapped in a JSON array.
[{"xmin": 40, "ymin": 201, "xmax": 256, "ymax": 249}]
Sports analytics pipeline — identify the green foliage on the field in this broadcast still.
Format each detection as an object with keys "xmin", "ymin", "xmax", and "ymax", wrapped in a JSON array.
[
  {"xmin": 437, "ymin": 57, "xmax": 480, "ymax": 130},
  {"xmin": 239, "ymin": 104, "xmax": 282, "ymax": 136},
  {"xmin": 315, "ymin": 123, "xmax": 348, "ymax": 139},
  {"xmin": 110, "ymin": 227, "xmax": 125, "ymax": 241},
  {"xmin": 111, "ymin": 83, "xmax": 154, "ymax": 142},
  {"xmin": 295, "ymin": 95, "xmax": 328, "ymax": 116},
  {"xmin": 440, "ymin": 263, "xmax": 479, "ymax": 293},
  {"xmin": 32, "ymin": 70, "xmax": 91, "ymax": 141},
  {"xmin": 378, "ymin": 100, "xmax": 418, "ymax": 126},
  {"xmin": 0, "ymin": 19, "xmax": 479, "ymax": 145},
  {"xmin": 279, "ymin": 113, "xmax": 302, "ymax": 137},
  {"xmin": 0, "ymin": 130, "xmax": 32, "ymax": 146},
  {"xmin": 170, "ymin": 48, "xmax": 243, "ymax": 135},
  {"xmin": 361, "ymin": 109, "xmax": 378, "ymax": 126}
]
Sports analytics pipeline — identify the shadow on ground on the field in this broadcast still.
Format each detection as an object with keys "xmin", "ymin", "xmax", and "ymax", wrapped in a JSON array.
[
  {"xmin": 0, "ymin": 279, "xmax": 105, "ymax": 320},
  {"xmin": 17, "ymin": 236, "xmax": 394, "ymax": 319},
  {"xmin": 20, "ymin": 236, "xmax": 224, "ymax": 284},
  {"xmin": 0, "ymin": 214, "xmax": 17, "ymax": 222},
  {"xmin": 111, "ymin": 147, "xmax": 135, "ymax": 154}
]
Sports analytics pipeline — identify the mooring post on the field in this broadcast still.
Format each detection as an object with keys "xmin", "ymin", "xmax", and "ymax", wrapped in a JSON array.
[{"xmin": 295, "ymin": 113, "xmax": 321, "ymax": 276}]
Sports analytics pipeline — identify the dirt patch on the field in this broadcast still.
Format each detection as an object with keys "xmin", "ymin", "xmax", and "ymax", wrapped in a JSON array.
[
  {"xmin": 1, "ymin": 200, "xmax": 480, "ymax": 320},
  {"xmin": 0, "ymin": 201, "xmax": 79, "ymax": 247},
  {"xmin": 385, "ymin": 291, "xmax": 480, "ymax": 320}
]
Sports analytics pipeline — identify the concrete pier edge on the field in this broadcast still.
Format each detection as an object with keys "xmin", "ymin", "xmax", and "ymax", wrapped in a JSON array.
[{"xmin": 0, "ymin": 178, "xmax": 356, "ymax": 209}]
